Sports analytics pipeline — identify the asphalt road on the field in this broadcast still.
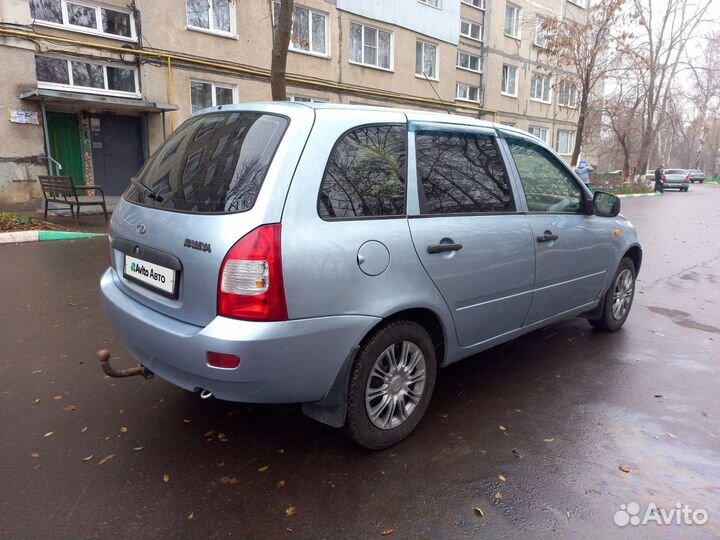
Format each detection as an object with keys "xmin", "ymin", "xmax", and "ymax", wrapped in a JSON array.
[{"xmin": 1, "ymin": 185, "xmax": 719, "ymax": 540}]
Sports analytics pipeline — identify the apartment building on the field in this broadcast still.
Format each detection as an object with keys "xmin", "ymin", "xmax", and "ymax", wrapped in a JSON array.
[{"xmin": 0, "ymin": 0, "xmax": 587, "ymax": 204}]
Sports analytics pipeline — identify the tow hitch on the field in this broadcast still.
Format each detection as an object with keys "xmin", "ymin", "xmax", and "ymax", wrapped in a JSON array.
[{"xmin": 97, "ymin": 349, "xmax": 154, "ymax": 379}]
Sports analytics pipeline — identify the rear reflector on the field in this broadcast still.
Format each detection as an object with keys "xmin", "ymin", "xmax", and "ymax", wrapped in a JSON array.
[{"xmin": 207, "ymin": 352, "xmax": 240, "ymax": 369}]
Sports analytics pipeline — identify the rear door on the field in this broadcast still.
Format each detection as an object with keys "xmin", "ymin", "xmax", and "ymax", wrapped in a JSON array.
[
  {"xmin": 407, "ymin": 123, "xmax": 535, "ymax": 348},
  {"xmin": 501, "ymin": 133, "xmax": 611, "ymax": 324}
]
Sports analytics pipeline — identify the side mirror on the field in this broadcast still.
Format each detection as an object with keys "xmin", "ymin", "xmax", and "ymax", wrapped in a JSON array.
[{"xmin": 593, "ymin": 191, "xmax": 621, "ymax": 217}]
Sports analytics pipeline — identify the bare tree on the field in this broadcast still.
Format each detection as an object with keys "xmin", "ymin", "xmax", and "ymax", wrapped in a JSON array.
[
  {"xmin": 626, "ymin": 0, "xmax": 712, "ymax": 177},
  {"xmin": 687, "ymin": 32, "xmax": 720, "ymax": 172},
  {"xmin": 603, "ymin": 73, "xmax": 645, "ymax": 177},
  {"xmin": 540, "ymin": 0, "xmax": 629, "ymax": 166},
  {"xmin": 270, "ymin": 0, "xmax": 295, "ymax": 101}
]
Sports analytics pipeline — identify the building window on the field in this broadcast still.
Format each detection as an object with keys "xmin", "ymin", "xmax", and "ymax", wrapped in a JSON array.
[
  {"xmin": 415, "ymin": 40, "xmax": 438, "ymax": 80},
  {"xmin": 29, "ymin": 0, "xmax": 135, "ymax": 40},
  {"xmin": 528, "ymin": 126, "xmax": 549, "ymax": 144},
  {"xmin": 501, "ymin": 64, "xmax": 518, "ymax": 97},
  {"xmin": 350, "ymin": 22, "xmax": 392, "ymax": 70},
  {"xmin": 460, "ymin": 19, "xmax": 482, "ymax": 41},
  {"xmin": 505, "ymin": 4, "xmax": 521, "ymax": 39},
  {"xmin": 530, "ymin": 73, "xmax": 552, "ymax": 103},
  {"xmin": 568, "ymin": 0, "xmax": 585, "ymax": 7},
  {"xmin": 556, "ymin": 130, "xmax": 575, "ymax": 155},
  {"xmin": 461, "ymin": 0, "xmax": 486, "ymax": 9},
  {"xmin": 558, "ymin": 80, "xmax": 578, "ymax": 108},
  {"xmin": 35, "ymin": 55, "xmax": 138, "ymax": 97},
  {"xmin": 534, "ymin": 16, "xmax": 547, "ymax": 47},
  {"xmin": 287, "ymin": 95, "xmax": 327, "ymax": 103},
  {"xmin": 418, "ymin": 0, "xmax": 441, "ymax": 7},
  {"xmin": 190, "ymin": 81, "xmax": 236, "ymax": 113},
  {"xmin": 186, "ymin": 0, "xmax": 234, "ymax": 36},
  {"xmin": 457, "ymin": 50, "xmax": 481, "ymax": 72},
  {"xmin": 456, "ymin": 83, "xmax": 481, "ymax": 102},
  {"xmin": 273, "ymin": 2, "xmax": 328, "ymax": 56}
]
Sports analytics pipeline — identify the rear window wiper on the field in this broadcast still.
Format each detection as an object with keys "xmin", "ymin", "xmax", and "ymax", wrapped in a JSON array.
[{"xmin": 131, "ymin": 177, "xmax": 164, "ymax": 203}]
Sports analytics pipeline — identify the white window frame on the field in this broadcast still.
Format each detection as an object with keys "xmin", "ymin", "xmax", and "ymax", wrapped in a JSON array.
[
  {"xmin": 349, "ymin": 22, "xmax": 394, "ymax": 71},
  {"xmin": 501, "ymin": 64, "xmax": 518, "ymax": 97},
  {"xmin": 415, "ymin": 40, "xmax": 439, "ymax": 81},
  {"xmin": 190, "ymin": 80, "xmax": 237, "ymax": 113},
  {"xmin": 287, "ymin": 95, "xmax": 328, "ymax": 103},
  {"xmin": 186, "ymin": 0, "xmax": 237, "ymax": 38},
  {"xmin": 461, "ymin": 0, "xmax": 486, "ymax": 10},
  {"xmin": 456, "ymin": 83, "xmax": 481, "ymax": 103},
  {"xmin": 456, "ymin": 50, "xmax": 482, "ymax": 73},
  {"xmin": 567, "ymin": 0, "xmax": 585, "ymax": 8},
  {"xmin": 29, "ymin": 0, "xmax": 137, "ymax": 42},
  {"xmin": 273, "ymin": 2, "xmax": 330, "ymax": 58},
  {"xmin": 530, "ymin": 73, "xmax": 552, "ymax": 104},
  {"xmin": 558, "ymin": 80, "xmax": 579, "ymax": 108},
  {"xmin": 460, "ymin": 19, "xmax": 483, "ymax": 42},
  {"xmin": 418, "ymin": 0, "xmax": 441, "ymax": 8},
  {"xmin": 35, "ymin": 54, "xmax": 140, "ymax": 98},
  {"xmin": 505, "ymin": 4, "xmax": 521, "ymax": 39},
  {"xmin": 556, "ymin": 130, "xmax": 575, "ymax": 155},
  {"xmin": 528, "ymin": 126, "xmax": 549, "ymax": 144},
  {"xmin": 534, "ymin": 16, "xmax": 547, "ymax": 47}
]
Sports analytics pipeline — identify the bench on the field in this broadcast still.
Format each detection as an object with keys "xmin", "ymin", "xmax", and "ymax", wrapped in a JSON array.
[{"xmin": 38, "ymin": 175, "xmax": 108, "ymax": 222}]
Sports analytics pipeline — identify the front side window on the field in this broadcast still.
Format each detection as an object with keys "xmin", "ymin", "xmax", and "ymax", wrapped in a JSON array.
[
  {"xmin": 457, "ymin": 50, "xmax": 481, "ymax": 72},
  {"xmin": 126, "ymin": 112, "xmax": 288, "ymax": 214},
  {"xmin": 349, "ymin": 22, "xmax": 392, "ymax": 69},
  {"xmin": 501, "ymin": 64, "xmax": 518, "ymax": 96},
  {"xmin": 556, "ymin": 130, "xmax": 574, "ymax": 155},
  {"xmin": 460, "ymin": 19, "xmax": 482, "ymax": 41},
  {"xmin": 30, "ymin": 0, "xmax": 135, "ymax": 39},
  {"xmin": 318, "ymin": 125, "xmax": 406, "ymax": 219},
  {"xmin": 415, "ymin": 129, "xmax": 514, "ymax": 214},
  {"xmin": 456, "ymin": 83, "xmax": 480, "ymax": 102},
  {"xmin": 273, "ymin": 2, "xmax": 328, "ymax": 55},
  {"xmin": 558, "ymin": 80, "xmax": 578, "ymax": 108},
  {"xmin": 190, "ymin": 81, "xmax": 235, "ymax": 113},
  {"xmin": 415, "ymin": 40, "xmax": 438, "ymax": 79},
  {"xmin": 530, "ymin": 73, "xmax": 552, "ymax": 103},
  {"xmin": 187, "ymin": 0, "xmax": 233, "ymax": 34},
  {"xmin": 505, "ymin": 4, "xmax": 521, "ymax": 38},
  {"xmin": 35, "ymin": 55, "xmax": 138, "ymax": 96},
  {"xmin": 507, "ymin": 137, "xmax": 583, "ymax": 213}
]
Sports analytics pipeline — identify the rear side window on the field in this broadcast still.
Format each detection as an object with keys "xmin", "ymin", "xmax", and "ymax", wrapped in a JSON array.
[
  {"xmin": 415, "ymin": 129, "xmax": 514, "ymax": 214},
  {"xmin": 666, "ymin": 169, "xmax": 685, "ymax": 175},
  {"xmin": 125, "ymin": 112, "xmax": 288, "ymax": 213},
  {"xmin": 317, "ymin": 124, "xmax": 407, "ymax": 219}
]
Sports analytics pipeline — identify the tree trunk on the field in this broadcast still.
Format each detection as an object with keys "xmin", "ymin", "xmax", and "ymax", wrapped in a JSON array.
[
  {"xmin": 270, "ymin": 0, "xmax": 294, "ymax": 101},
  {"xmin": 570, "ymin": 88, "xmax": 589, "ymax": 166}
]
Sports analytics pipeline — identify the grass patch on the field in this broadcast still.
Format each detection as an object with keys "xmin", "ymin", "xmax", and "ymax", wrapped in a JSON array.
[
  {"xmin": 0, "ymin": 212, "xmax": 64, "ymax": 232},
  {"xmin": 593, "ymin": 183, "xmax": 655, "ymax": 195}
]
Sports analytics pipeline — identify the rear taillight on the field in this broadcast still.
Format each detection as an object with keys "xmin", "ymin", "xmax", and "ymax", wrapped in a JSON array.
[
  {"xmin": 218, "ymin": 224, "xmax": 287, "ymax": 322},
  {"xmin": 662, "ymin": 174, "xmax": 666, "ymax": 180}
]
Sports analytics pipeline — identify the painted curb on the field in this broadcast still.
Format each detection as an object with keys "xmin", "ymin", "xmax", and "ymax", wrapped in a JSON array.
[
  {"xmin": 616, "ymin": 192, "xmax": 662, "ymax": 198},
  {"xmin": 0, "ymin": 230, "xmax": 104, "ymax": 244}
]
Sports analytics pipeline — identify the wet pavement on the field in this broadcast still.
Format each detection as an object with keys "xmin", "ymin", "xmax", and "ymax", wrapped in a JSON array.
[{"xmin": 1, "ymin": 185, "xmax": 719, "ymax": 540}]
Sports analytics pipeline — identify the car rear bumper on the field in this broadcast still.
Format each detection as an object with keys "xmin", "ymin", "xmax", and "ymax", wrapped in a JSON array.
[
  {"xmin": 100, "ymin": 269, "xmax": 380, "ymax": 403},
  {"xmin": 663, "ymin": 182, "xmax": 689, "ymax": 188}
]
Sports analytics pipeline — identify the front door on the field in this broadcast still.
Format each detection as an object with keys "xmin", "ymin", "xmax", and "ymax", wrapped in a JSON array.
[
  {"xmin": 91, "ymin": 114, "xmax": 145, "ymax": 195},
  {"xmin": 503, "ymin": 135, "xmax": 611, "ymax": 324},
  {"xmin": 408, "ymin": 124, "xmax": 536, "ymax": 348},
  {"xmin": 46, "ymin": 112, "xmax": 84, "ymax": 186}
]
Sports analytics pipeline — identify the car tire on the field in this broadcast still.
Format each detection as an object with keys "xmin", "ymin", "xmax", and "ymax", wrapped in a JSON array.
[
  {"xmin": 589, "ymin": 257, "xmax": 636, "ymax": 332},
  {"xmin": 700, "ymin": 180, "xmax": 704, "ymax": 184},
  {"xmin": 344, "ymin": 320, "xmax": 437, "ymax": 450}
]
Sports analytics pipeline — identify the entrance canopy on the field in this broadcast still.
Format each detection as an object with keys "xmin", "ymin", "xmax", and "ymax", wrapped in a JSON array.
[{"xmin": 20, "ymin": 88, "xmax": 177, "ymax": 114}]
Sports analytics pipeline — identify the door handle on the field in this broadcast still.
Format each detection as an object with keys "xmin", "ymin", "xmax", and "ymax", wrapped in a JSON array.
[
  {"xmin": 427, "ymin": 243, "xmax": 463, "ymax": 254},
  {"xmin": 536, "ymin": 231, "xmax": 559, "ymax": 243}
]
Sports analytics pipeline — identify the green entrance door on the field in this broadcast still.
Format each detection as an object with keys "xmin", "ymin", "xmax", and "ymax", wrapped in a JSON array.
[{"xmin": 46, "ymin": 112, "xmax": 85, "ymax": 186}]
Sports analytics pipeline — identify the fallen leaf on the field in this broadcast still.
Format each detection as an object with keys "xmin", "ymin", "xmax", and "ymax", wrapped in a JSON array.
[
  {"xmin": 277, "ymin": 480, "xmax": 286, "ymax": 488},
  {"xmin": 81, "ymin": 426, "xmax": 88, "ymax": 433},
  {"xmin": 666, "ymin": 432, "xmax": 677, "ymax": 439},
  {"xmin": 163, "ymin": 474, "xmax": 170, "ymax": 483},
  {"xmin": 619, "ymin": 465, "xmax": 631, "ymax": 473},
  {"xmin": 217, "ymin": 461, "xmax": 225, "ymax": 468},
  {"xmin": 32, "ymin": 369, "xmax": 43, "ymax": 374},
  {"xmin": 220, "ymin": 476, "xmax": 238, "ymax": 485},
  {"xmin": 63, "ymin": 405, "xmax": 76, "ymax": 412},
  {"xmin": 119, "ymin": 409, "xmax": 124, "ymax": 414},
  {"xmin": 133, "ymin": 446, "xmax": 144, "ymax": 451},
  {"xmin": 203, "ymin": 430, "xmax": 214, "ymax": 438},
  {"xmin": 494, "ymin": 491, "xmax": 503, "ymax": 501},
  {"xmin": 120, "ymin": 427, "xmax": 128, "ymax": 433},
  {"xmin": 513, "ymin": 409, "xmax": 522, "ymax": 413},
  {"xmin": 473, "ymin": 507, "xmax": 485, "ymax": 517},
  {"xmin": 53, "ymin": 395, "xmax": 63, "ymax": 400},
  {"xmin": 82, "ymin": 455, "xmax": 94, "ymax": 462},
  {"xmin": 187, "ymin": 512, "xmax": 195, "ymax": 520},
  {"xmin": 183, "ymin": 419, "xmax": 192, "ymax": 423},
  {"xmin": 31, "ymin": 452, "xmax": 40, "ymax": 458},
  {"xmin": 381, "ymin": 529, "xmax": 395, "ymax": 536},
  {"xmin": 544, "ymin": 437, "xmax": 555, "ymax": 443},
  {"xmin": 499, "ymin": 425, "xmax": 507, "ymax": 431},
  {"xmin": 566, "ymin": 511, "xmax": 571, "ymax": 520},
  {"xmin": 277, "ymin": 449, "xmax": 285, "ymax": 454},
  {"xmin": 499, "ymin": 474, "xmax": 507, "ymax": 482},
  {"xmin": 285, "ymin": 506, "xmax": 296, "ymax": 517},
  {"xmin": 34, "ymin": 398, "xmax": 41, "ymax": 405},
  {"xmin": 43, "ymin": 431, "xmax": 54, "ymax": 438},
  {"xmin": 98, "ymin": 454, "xmax": 115, "ymax": 465},
  {"xmin": 438, "ymin": 414, "xmax": 449, "ymax": 419},
  {"xmin": 654, "ymin": 394, "xmax": 664, "ymax": 398},
  {"xmin": 257, "ymin": 465, "xmax": 270, "ymax": 473},
  {"xmin": 511, "ymin": 449, "xmax": 522, "ymax": 458}
]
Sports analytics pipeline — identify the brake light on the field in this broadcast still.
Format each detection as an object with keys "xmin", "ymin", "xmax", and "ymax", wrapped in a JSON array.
[
  {"xmin": 207, "ymin": 352, "xmax": 240, "ymax": 369},
  {"xmin": 662, "ymin": 174, "xmax": 666, "ymax": 181},
  {"xmin": 218, "ymin": 224, "xmax": 287, "ymax": 321}
]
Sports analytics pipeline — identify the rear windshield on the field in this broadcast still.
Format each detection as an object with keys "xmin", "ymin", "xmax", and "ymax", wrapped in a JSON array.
[
  {"xmin": 666, "ymin": 169, "xmax": 686, "ymax": 175},
  {"xmin": 125, "ymin": 112, "xmax": 288, "ymax": 213}
]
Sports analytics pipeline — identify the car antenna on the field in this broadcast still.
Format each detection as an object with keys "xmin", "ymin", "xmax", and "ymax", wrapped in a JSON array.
[{"xmin": 423, "ymin": 72, "xmax": 452, "ymax": 115}]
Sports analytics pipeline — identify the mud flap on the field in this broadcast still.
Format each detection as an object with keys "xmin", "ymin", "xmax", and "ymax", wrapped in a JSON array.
[{"xmin": 301, "ymin": 347, "xmax": 359, "ymax": 428}]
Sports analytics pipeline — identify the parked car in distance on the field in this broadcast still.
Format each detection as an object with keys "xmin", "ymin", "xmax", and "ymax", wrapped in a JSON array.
[
  {"xmin": 100, "ymin": 103, "xmax": 643, "ymax": 449},
  {"xmin": 688, "ymin": 169, "xmax": 705, "ymax": 183},
  {"xmin": 662, "ymin": 169, "xmax": 691, "ymax": 191}
]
